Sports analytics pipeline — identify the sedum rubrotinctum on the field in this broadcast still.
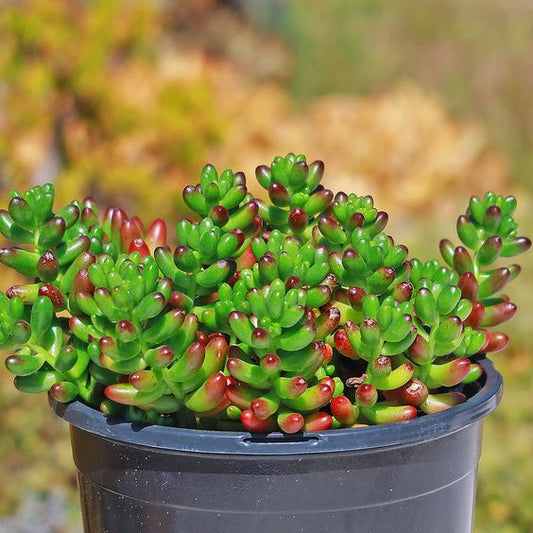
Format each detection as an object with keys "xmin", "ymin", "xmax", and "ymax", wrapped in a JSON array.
[{"xmin": 0, "ymin": 154, "xmax": 530, "ymax": 433}]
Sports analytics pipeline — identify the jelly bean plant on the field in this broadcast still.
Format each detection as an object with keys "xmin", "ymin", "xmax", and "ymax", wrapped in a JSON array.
[{"xmin": 0, "ymin": 154, "xmax": 530, "ymax": 433}]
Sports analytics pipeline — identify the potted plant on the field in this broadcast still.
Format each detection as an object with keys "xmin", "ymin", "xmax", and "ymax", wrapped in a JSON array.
[{"xmin": 0, "ymin": 154, "xmax": 529, "ymax": 532}]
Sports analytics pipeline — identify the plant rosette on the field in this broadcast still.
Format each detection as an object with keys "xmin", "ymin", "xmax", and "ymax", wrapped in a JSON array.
[{"xmin": 0, "ymin": 154, "xmax": 529, "ymax": 532}]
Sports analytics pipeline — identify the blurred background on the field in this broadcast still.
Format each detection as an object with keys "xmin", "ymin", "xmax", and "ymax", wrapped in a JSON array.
[{"xmin": 0, "ymin": 1, "xmax": 531, "ymax": 531}]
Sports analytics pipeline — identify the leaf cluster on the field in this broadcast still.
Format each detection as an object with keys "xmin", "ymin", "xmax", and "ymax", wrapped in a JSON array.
[{"xmin": 0, "ymin": 156, "xmax": 530, "ymax": 433}]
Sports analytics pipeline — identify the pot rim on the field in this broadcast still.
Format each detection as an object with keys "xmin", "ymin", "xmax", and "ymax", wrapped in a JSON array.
[{"xmin": 51, "ymin": 357, "xmax": 502, "ymax": 456}]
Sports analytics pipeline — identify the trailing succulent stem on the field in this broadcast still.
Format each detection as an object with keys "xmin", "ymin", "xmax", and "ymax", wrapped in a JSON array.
[{"xmin": 0, "ymin": 160, "xmax": 530, "ymax": 432}]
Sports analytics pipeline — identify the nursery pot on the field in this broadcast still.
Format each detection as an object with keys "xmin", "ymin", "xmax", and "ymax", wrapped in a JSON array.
[{"xmin": 52, "ymin": 358, "xmax": 502, "ymax": 533}]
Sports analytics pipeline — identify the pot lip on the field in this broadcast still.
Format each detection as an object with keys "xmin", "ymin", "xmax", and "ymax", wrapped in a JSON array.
[{"xmin": 51, "ymin": 357, "xmax": 502, "ymax": 456}]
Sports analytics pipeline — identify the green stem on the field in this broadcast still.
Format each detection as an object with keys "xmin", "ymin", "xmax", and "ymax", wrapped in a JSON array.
[
  {"xmin": 75, "ymin": 373, "xmax": 94, "ymax": 403},
  {"xmin": 28, "ymin": 342, "xmax": 92, "ymax": 402},
  {"xmin": 28, "ymin": 343, "xmax": 62, "ymax": 374},
  {"xmin": 162, "ymin": 369, "xmax": 184, "ymax": 403}
]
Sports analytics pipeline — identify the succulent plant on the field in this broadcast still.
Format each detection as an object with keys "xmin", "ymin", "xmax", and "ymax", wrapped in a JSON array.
[
  {"xmin": 0, "ymin": 156, "xmax": 530, "ymax": 433},
  {"xmin": 255, "ymin": 153, "xmax": 332, "ymax": 235}
]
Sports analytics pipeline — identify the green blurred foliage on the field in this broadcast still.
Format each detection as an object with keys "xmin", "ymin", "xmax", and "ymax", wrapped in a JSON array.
[
  {"xmin": 279, "ymin": 0, "xmax": 533, "ymax": 188},
  {"xmin": 0, "ymin": 0, "xmax": 221, "ymax": 219}
]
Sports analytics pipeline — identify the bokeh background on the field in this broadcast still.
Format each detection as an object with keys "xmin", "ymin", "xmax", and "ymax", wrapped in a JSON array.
[{"xmin": 0, "ymin": 1, "xmax": 531, "ymax": 531}]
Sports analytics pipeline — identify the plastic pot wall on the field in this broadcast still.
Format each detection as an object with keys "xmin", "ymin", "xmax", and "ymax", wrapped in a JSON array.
[{"xmin": 52, "ymin": 358, "xmax": 502, "ymax": 533}]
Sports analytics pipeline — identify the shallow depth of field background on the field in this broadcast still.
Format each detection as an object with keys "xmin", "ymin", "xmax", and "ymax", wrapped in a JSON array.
[{"xmin": 0, "ymin": 2, "xmax": 531, "ymax": 532}]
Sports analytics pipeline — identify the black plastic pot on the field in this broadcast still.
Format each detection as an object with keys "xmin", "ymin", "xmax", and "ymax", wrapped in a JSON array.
[{"xmin": 52, "ymin": 358, "xmax": 502, "ymax": 533}]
